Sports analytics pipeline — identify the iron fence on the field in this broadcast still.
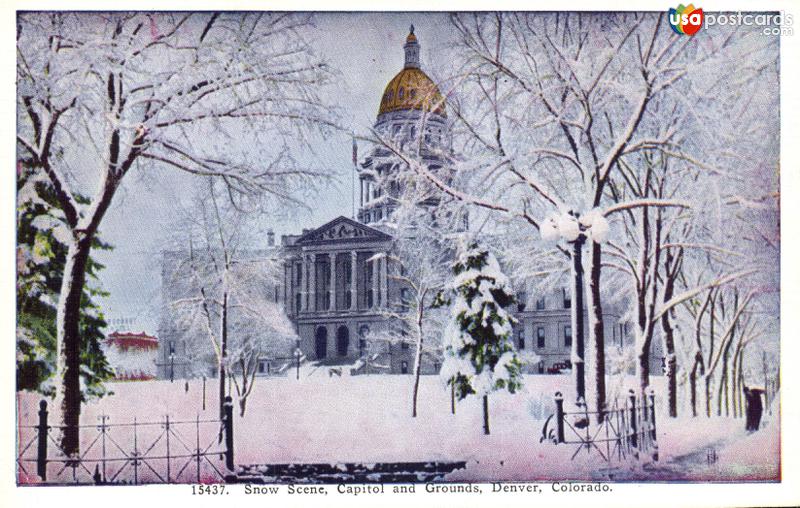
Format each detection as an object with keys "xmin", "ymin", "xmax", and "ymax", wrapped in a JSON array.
[
  {"xmin": 540, "ymin": 389, "xmax": 658, "ymax": 462},
  {"xmin": 17, "ymin": 396, "xmax": 236, "ymax": 485}
]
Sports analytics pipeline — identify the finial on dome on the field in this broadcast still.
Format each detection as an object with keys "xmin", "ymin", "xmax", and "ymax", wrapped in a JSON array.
[{"xmin": 410, "ymin": 24, "xmax": 414, "ymax": 34}]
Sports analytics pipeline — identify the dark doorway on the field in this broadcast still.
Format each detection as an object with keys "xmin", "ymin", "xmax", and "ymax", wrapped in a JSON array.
[
  {"xmin": 336, "ymin": 326, "xmax": 350, "ymax": 357},
  {"xmin": 315, "ymin": 326, "xmax": 328, "ymax": 359}
]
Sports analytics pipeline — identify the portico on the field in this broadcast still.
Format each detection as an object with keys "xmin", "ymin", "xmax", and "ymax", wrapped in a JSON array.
[{"xmin": 282, "ymin": 216, "xmax": 395, "ymax": 362}]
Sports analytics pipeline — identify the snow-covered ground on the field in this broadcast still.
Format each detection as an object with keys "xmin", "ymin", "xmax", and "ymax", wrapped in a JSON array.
[{"xmin": 16, "ymin": 371, "xmax": 779, "ymax": 482}]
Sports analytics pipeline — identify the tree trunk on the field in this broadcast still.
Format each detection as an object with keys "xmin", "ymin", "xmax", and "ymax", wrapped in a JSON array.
[
  {"xmin": 588, "ymin": 241, "xmax": 606, "ymax": 422},
  {"xmin": 689, "ymin": 358, "xmax": 698, "ymax": 417},
  {"xmin": 219, "ymin": 291, "xmax": 229, "ymax": 420},
  {"xmin": 638, "ymin": 346, "xmax": 651, "ymax": 397},
  {"xmin": 661, "ymin": 306, "xmax": 677, "ymax": 418},
  {"xmin": 571, "ymin": 235, "xmax": 586, "ymax": 404},
  {"xmin": 412, "ymin": 305, "xmax": 425, "ymax": 418},
  {"xmin": 483, "ymin": 394, "xmax": 490, "ymax": 435},
  {"xmin": 56, "ymin": 237, "xmax": 93, "ymax": 456},
  {"xmin": 661, "ymin": 249, "xmax": 678, "ymax": 418},
  {"xmin": 451, "ymin": 382, "xmax": 456, "ymax": 415}
]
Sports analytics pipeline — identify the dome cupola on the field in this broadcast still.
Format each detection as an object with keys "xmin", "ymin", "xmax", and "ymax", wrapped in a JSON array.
[{"xmin": 404, "ymin": 24, "xmax": 420, "ymax": 69}]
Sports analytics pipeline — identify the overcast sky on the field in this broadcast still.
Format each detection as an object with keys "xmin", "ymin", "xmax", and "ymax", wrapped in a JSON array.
[{"xmin": 95, "ymin": 13, "xmax": 458, "ymax": 333}]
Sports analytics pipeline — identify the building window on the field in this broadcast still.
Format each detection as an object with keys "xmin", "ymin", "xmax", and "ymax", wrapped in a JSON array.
[
  {"xmin": 536, "ymin": 297, "xmax": 545, "ymax": 310},
  {"xmin": 564, "ymin": 325, "xmax": 572, "ymax": 348},
  {"xmin": 517, "ymin": 329, "xmax": 525, "ymax": 350},
  {"xmin": 517, "ymin": 291, "xmax": 527, "ymax": 312},
  {"xmin": 537, "ymin": 327, "xmax": 545, "ymax": 348},
  {"xmin": 398, "ymin": 87, "xmax": 405, "ymax": 99},
  {"xmin": 169, "ymin": 341, "xmax": 175, "ymax": 355},
  {"xmin": 410, "ymin": 89, "xmax": 417, "ymax": 99},
  {"xmin": 563, "ymin": 288, "xmax": 571, "ymax": 309},
  {"xmin": 400, "ymin": 288, "xmax": 410, "ymax": 311},
  {"xmin": 401, "ymin": 341, "xmax": 410, "ymax": 350},
  {"xmin": 401, "ymin": 361, "xmax": 409, "ymax": 374}
]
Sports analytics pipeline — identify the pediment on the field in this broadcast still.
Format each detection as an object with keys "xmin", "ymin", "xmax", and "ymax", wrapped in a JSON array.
[{"xmin": 296, "ymin": 216, "xmax": 392, "ymax": 245}]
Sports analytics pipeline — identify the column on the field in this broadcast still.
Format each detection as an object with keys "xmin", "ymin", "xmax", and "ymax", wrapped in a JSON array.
[
  {"xmin": 300, "ymin": 257, "xmax": 307, "ymax": 312},
  {"xmin": 372, "ymin": 255, "xmax": 380, "ymax": 309},
  {"xmin": 380, "ymin": 252, "xmax": 388, "ymax": 308},
  {"xmin": 309, "ymin": 253, "xmax": 317, "ymax": 312},
  {"xmin": 350, "ymin": 251, "xmax": 358, "ymax": 310},
  {"xmin": 329, "ymin": 253, "xmax": 337, "ymax": 311}
]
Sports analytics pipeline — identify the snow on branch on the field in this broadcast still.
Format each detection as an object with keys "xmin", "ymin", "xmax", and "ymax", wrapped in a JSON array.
[
  {"xmin": 653, "ymin": 268, "xmax": 759, "ymax": 322},
  {"xmin": 603, "ymin": 199, "xmax": 690, "ymax": 216}
]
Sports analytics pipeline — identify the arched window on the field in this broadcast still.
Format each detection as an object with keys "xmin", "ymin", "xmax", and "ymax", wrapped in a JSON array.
[
  {"xmin": 315, "ymin": 326, "xmax": 328, "ymax": 359},
  {"xmin": 336, "ymin": 326, "xmax": 349, "ymax": 356},
  {"xmin": 398, "ymin": 87, "xmax": 405, "ymax": 99}
]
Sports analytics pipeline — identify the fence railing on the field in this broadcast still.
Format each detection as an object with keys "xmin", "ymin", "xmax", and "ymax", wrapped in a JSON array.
[
  {"xmin": 540, "ymin": 390, "xmax": 658, "ymax": 463},
  {"xmin": 17, "ymin": 396, "xmax": 236, "ymax": 485}
]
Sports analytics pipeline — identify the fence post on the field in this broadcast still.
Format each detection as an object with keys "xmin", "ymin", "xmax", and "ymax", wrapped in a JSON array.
[
  {"xmin": 555, "ymin": 392, "xmax": 565, "ymax": 444},
  {"xmin": 37, "ymin": 400, "xmax": 48, "ymax": 481},
  {"xmin": 223, "ymin": 396, "xmax": 234, "ymax": 471},
  {"xmin": 628, "ymin": 390, "xmax": 638, "ymax": 449}
]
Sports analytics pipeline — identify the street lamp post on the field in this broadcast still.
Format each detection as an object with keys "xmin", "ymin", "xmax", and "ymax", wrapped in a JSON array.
[
  {"xmin": 570, "ymin": 221, "xmax": 587, "ymax": 404},
  {"xmin": 541, "ymin": 209, "xmax": 609, "ymax": 408}
]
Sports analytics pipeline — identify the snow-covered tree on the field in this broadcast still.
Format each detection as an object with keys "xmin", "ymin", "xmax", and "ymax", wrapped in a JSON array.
[
  {"xmin": 166, "ymin": 179, "xmax": 296, "ymax": 417},
  {"xmin": 17, "ymin": 12, "xmax": 338, "ymax": 454},
  {"xmin": 372, "ymin": 203, "xmax": 454, "ymax": 418},
  {"xmin": 437, "ymin": 241, "xmax": 523, "ymax": 435},
  {"xmin": 226, "ymin": 313, "xmax": 296, "ymax": 416},
  {"xmin": 16, "ymin": 161, "xmax": 114, "ymax": 399}
]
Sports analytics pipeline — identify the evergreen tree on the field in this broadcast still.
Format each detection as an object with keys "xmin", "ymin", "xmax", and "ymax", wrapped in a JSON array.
[
  {"xmin": 436, "ymin": 241, "xmax": 523, "ymax": 434},
  {"xmin": 16, "ymin": 162, "xmax": 114, "ymax": 399}
]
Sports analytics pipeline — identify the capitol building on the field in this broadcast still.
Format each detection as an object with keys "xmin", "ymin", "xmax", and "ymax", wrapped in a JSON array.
[{"xmin": 158, "ymin": 27, "xmax": 661, "ymax": 379}]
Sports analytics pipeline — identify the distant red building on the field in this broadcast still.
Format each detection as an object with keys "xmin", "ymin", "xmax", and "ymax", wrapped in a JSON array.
[{"xmin": 103, "ymin": 332, "xmax": 159, "ymax": 381}]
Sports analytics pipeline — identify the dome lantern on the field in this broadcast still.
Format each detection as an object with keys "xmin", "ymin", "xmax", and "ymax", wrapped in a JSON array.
[{"xmin": 403, "ymin": 24, "xmax": 420, "ymax": 69}]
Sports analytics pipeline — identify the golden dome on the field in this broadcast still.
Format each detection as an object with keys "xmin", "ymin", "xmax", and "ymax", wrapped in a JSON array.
[{"xmin": 378, "ymin": 67, "xmax": 446, "ymax": 117}]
